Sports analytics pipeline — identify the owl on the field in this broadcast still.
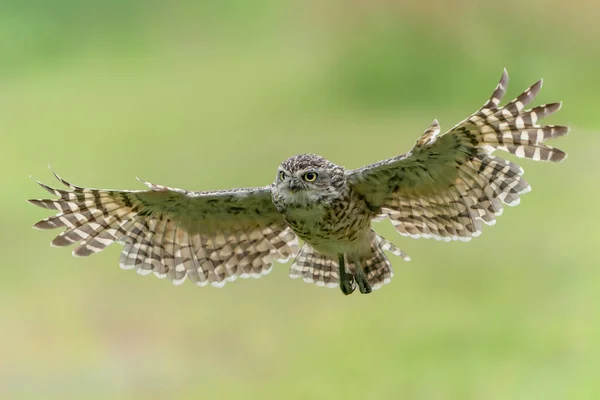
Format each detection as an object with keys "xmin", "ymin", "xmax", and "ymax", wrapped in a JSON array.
[{"xmin": 29, "ymin": 70, "xmax": 568, "ymax": 295}]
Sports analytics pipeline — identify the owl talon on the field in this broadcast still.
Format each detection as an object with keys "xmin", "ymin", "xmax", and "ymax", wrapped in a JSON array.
[
  {"xmin": 340, "ymin": 276, "xmax": 356, "ymax": 295},
  {"xmin": 338, "ymin": 254, "xmax": 356, "ymax": 295},
  {"xmin": 356, "ymin": 273, "xmax": 372, "ymax": 294},
  {"xmin": 351, "ymin": 257, "xmax": 372, "ymax": 294}
]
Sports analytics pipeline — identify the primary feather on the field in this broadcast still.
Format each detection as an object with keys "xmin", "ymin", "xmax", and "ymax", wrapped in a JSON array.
[
  {"xmin": 346, "ymin": 69, "xmax": 568, "ymax": 242},
  {"xmin": 29, "ymin": 172, "xmax": 299, "ymax": 286}
]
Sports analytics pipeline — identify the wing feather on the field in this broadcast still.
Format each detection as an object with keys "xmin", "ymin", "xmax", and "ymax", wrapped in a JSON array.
[
  {"xmin": 29, "ymin": 172, "xmax": 299, "ymax": 287},
  {"xmin": 347, "ymin": 69, "xmax": 568, "ymax": 241}
]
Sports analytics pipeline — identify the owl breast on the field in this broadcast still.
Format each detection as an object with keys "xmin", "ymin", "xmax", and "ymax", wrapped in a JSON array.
[{"xmin": 276, "ymin": 187, "xmax": 373, "ymax": 257}]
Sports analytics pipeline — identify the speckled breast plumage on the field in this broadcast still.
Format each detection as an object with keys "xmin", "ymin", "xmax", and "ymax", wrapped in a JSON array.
[{"xmin": 273, "ymin": 185, "xmax": 373, "ymax": 257}]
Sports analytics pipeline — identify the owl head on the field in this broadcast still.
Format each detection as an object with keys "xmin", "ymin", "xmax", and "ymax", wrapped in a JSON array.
[{"xmin": 272, "ymin": 154, "xmax": 346, "ymax": 206}]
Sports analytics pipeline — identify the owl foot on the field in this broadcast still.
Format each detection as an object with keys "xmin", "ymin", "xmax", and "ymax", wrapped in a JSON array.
[
  {"xmin": 352, "ymin": 257, "xmax": 372, "ymax": 294},
  {"xmin": 338, "ymin": 254, "xmax": 356, "ymax": 295},
  {"xmin": 340, "ymin": 276, "xmax": 356, "ymax": 295},
  {"xmin": 355, "ymin": 271, "xmax": 372, "ymax": 294}
]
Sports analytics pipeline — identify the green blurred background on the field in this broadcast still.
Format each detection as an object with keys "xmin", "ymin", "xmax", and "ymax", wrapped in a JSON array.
[{"xmin": 3, "ymin": 1, "xmax": 599, "ymax": 399}]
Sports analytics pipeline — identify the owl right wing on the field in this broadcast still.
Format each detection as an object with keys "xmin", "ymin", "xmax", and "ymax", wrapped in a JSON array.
[
  {"xmin": 346, "ymin": 69, "xmax": 568, "ymax": 241},
  {"xmin": 29, "ymin": 172, "xmax": 299, "ymax": 287}
]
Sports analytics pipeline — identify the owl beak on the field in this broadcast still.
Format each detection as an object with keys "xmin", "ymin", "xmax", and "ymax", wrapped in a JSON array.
[{"xmin": 288, "ymin": 180, "xmax": 302, "ymax": 192}]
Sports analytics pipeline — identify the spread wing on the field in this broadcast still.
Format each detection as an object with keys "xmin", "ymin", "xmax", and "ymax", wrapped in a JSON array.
[
  {"xmin": 29, "ymin": 172, "xmax": 299, "ymax": 287},
  {"xmin": 347, "ymin": 69, "xmax": 568, "ymax": 241}
]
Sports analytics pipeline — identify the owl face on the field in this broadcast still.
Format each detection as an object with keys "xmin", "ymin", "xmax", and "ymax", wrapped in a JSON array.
[{"xmin": 273, "ymin": 154, "xmax": 346, "ymax": 206}]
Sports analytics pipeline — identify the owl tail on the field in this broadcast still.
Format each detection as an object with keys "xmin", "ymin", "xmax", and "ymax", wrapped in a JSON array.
[
  {"xmin": 360, "ymin": 234, "xmax": 410, "ymax": 291},
  {"xmin": 289, "ymin": 233, "xmax": 410, "ymax": 292},
  {"xmin": 289, "ymin": 244, "xmax": 339, "ymax": 288}
]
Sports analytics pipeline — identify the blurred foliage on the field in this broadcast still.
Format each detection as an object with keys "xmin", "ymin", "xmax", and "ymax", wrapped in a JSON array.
[{"xmin": 2, "ymin": 1, "xmax": 599, "ymax": 399}]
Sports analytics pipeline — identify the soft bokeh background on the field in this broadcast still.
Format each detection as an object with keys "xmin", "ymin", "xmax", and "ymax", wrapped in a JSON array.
[{"xmin": 3, "ymin": 1, "xmax": 599, "ymax": 399}]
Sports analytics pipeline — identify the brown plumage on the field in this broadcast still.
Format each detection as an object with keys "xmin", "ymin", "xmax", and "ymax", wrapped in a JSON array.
[{"xmin": 29, "ymin": 69, "xmax": 568, "ymax": 295}]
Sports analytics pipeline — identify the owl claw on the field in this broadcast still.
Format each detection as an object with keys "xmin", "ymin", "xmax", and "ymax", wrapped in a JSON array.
[
  {"xmin": 340, "ymin": 276, "xmax": 356, "ymax": 295},
  {"xmin": 352, "ymin": 258, "xmax": 372, "ymax": 294},
  {"xmin": 356, "ymin": 273, "xmax": 372, "ymax": 294},
  {"xmin": 338, "ymin": 254, "xmax": 356, "ymax": 295}
]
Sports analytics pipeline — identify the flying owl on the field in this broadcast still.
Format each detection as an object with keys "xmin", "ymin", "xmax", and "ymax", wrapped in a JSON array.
[{"xmin": 29, "ymin": 70, "xmax": 568, "ymax": 295}]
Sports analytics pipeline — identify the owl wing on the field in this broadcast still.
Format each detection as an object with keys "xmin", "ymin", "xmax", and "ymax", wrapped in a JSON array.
[
  {"xmin": 346, "ymin": 69, "xmax": 568, "ymax": 241},
  {"xmin": 29, "ymin": 172, "xmax": 299, "ymax": 287}
]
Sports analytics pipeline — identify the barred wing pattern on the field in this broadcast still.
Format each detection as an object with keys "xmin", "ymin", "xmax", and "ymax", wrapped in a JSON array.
[
  {"xmin": 29, "ymin": 174, "xmax": 299, "ymax": 286},
  {"xmin": 347, "ymin": 70, "xmax": 568, "ymax": 241}
]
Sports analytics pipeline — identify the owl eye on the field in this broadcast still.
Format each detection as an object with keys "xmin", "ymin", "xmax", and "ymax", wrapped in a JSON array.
[
  {"xmin": 278, "ymin": 171, "xmax": 286, "ymax": 180},
  {"xmin": 303, "ymin": 172, "xmax": 318, "ymax": 182}
]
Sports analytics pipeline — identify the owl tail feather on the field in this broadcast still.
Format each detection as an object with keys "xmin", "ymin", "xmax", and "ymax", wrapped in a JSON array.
[
  {"xmin": 289, "ymin": 233, "xmax": 410, "ymax": 292},
  {"xmin": 362, "ymin": 234, "xmax": 410, "ymax": 290},
  {"xmin": 289, "ymin": 244, "xmax": 339, "ymax": 289}
]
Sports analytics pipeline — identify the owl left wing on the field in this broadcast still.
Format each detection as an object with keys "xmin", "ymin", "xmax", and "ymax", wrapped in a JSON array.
[
  {"xmin": 29, "ymin": 173, "xmax": 299, "ymax": 287},
  {"xmin": 346, "ymin": 70, "xmax": 568, "ymax": 241}
]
